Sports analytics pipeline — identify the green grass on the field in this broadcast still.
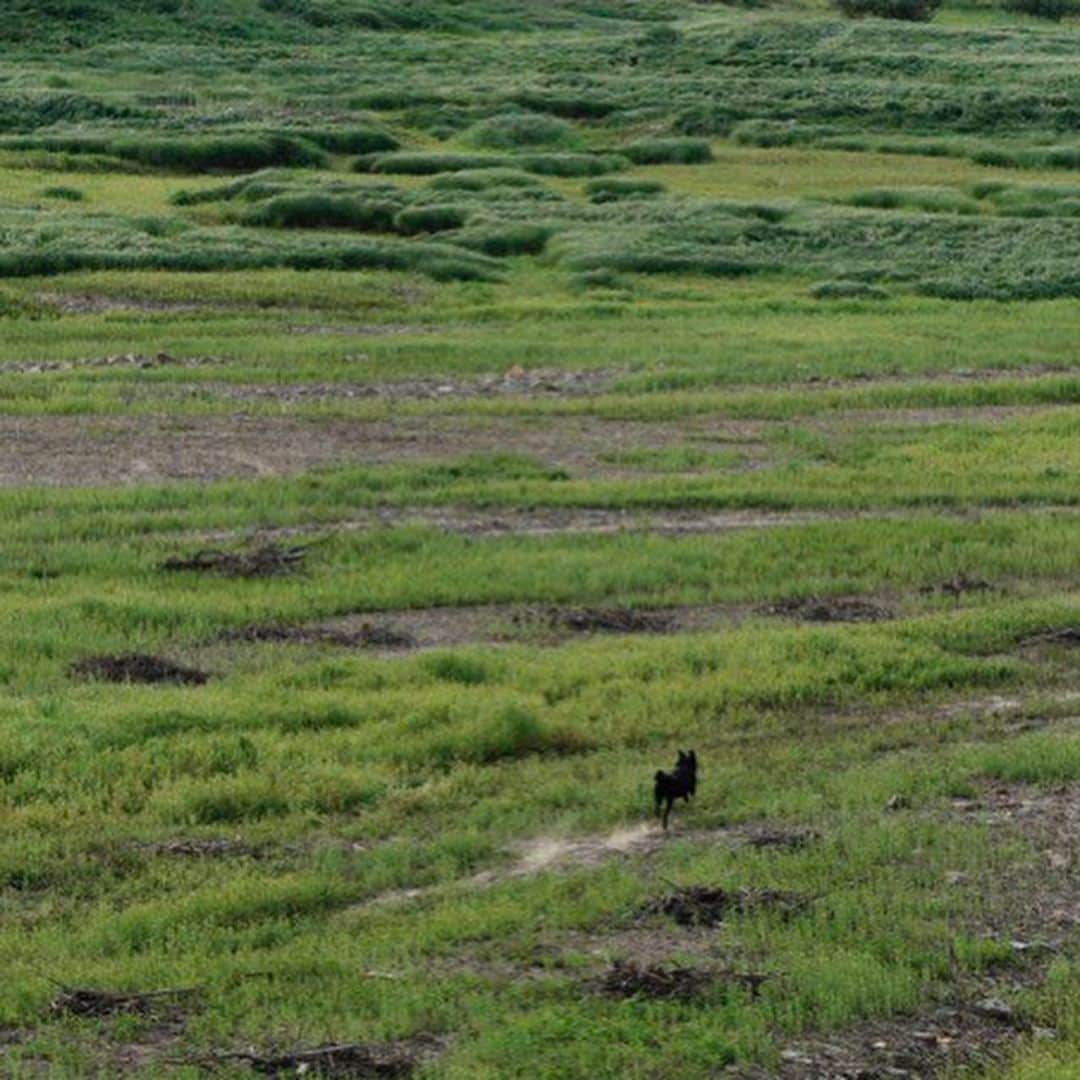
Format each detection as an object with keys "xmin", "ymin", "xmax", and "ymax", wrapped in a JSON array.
[{"xmin": 0, "ymin": 0, "xmax": 1078, "ymax": 1075}]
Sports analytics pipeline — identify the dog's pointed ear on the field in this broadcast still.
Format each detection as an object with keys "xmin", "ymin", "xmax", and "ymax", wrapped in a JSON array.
[{"xmin": 677, "ymin": 750, "xmax": 686, "ymax": 763}]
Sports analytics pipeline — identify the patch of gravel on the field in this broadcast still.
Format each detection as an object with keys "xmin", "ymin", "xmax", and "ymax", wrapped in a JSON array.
[
  {"xmin": 0, "ymin": 352, "xmax": 223, "ymax": 375},
  {"xmin": 172, "ymin": 367, "xmax": 622, "ymax": 404}
]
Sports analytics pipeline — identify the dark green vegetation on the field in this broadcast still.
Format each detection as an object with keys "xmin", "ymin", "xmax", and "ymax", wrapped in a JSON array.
[{"xmin": 0, "ymin": 1, "xmax": 1077, "ymax": 1078}]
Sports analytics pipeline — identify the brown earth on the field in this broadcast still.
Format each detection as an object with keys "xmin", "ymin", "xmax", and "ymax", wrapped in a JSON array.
[{"xmin": 0, "ymin": 413, "xmax": 765, "ymax": 486}]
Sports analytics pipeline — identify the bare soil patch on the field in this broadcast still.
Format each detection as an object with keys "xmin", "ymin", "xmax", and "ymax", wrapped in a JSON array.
[
  {"xmin": 641, "ymin": 885, "xmax": 811, "ymax": 928},
  {"xmin": 511, "ymin": 604, "xmax": 679, "ymax": 636},
  {"xmin": 192, "ymin": 366, "xmax": 621, "ymax": 403},
  {"xmin": 743, "ymin": 825, "xmax": 820, "ymax": 852},
  {"xmin": 760, "ymin": 595, "xmax": 895, "ymax": 623},
  {"xmin": 51, "ymin": 985, "xmax": 201, "ymax": 1020},
  {"xmin": 187, "ymin": 1035, "xmax": 446, "ymax": 1077},
  {"xmin": 226, "ymin": 603, "xmax": 744, "ymax": 657},
  {"xmin": 71, "ymin": 653, "xmax": 209, "ymax": 686},
  {"xmin": 135, "ymin": 837, "xmax": 264, "ymax": 859},
  {"xmin": 0, "ymin": 413, "xmax": 764, "ymax": 487},
  {"xmin": 219, "ymin": 621, "xmax": 416, "ymax": 650},
  {"xmin": 159, "ymin": 540, "xmax": 314, "ymax": 578},
  {"xmin": 751, "ymin": 1002, "xmax": 1030, "ymax": 1080},
  {"xmin": 595, "ymin": 960, "xmax": 719, "ymax": 1002}
]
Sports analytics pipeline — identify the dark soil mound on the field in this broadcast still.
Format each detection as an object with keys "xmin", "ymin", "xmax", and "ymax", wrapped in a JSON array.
[
  {"xmin": 642, "ymin": 885, "xmax": 810, "ymax": 927},
  {"xmin": 597, "ymin": 961, "xmax": 713, "ymax": 1002},
  {"xmin": 159, "ymin": 541, "xmax": 311, "ymax": 578},
  {"xmin": 515, "ymin": 605, "xmax": 676, "ymax": 634},
  {"xmin": 220, "ymin": 621, "xmax": 416, "ymax": 649},
  {"xmin": 196, "ymin": 1036, "xmax": 445, "ymax": 1077},
  {"xmin": 71, "ymin": 653, "xmax": 208, "ymax": 686}
]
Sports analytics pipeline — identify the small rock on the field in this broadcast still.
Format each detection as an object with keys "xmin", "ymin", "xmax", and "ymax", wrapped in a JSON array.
[
  {"xmin": 974, "ymin": 997, "xmax": 1014, "ymax": 1023},
  {"xmin": 886, "ymin": 794, "xmax": 912, "ymax": 811}
]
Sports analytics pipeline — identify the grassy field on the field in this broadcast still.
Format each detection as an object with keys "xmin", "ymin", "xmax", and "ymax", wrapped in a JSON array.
[{"xmin": 0, "ymin": 1, "xmax": 1077, "ymax": 1077}]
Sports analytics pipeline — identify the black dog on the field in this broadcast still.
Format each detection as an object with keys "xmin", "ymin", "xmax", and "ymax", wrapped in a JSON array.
[{"xmin": 654, "ymin": 749, "xmax": 698, "ymax": 830}]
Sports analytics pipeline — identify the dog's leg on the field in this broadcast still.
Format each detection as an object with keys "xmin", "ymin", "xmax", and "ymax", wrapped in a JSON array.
[{"xmin": 661, "ymin": 799, "xmax": 671, "ymax": 830}]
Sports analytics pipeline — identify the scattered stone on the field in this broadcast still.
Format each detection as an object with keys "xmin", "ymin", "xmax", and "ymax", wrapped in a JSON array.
[
  {"xmin": 71, "ymin": 653, "xmax": 209, "ymax": 686},
  {"xmin": 973, "ymin": 998, "xmax": 1016, "ymax": 1024}
]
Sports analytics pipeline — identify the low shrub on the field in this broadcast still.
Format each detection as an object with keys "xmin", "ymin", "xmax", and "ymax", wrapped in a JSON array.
[
  {"xmin": 622, "ymin": 138, "xmax": 713, "ymax": 165},
  {"xmin": 359, "ymin": 152, "xmax": 514, "ymax": 175},
  {"xmin": 360, "ymin": 151, "xmax": 625, "ymax": 178},
  {"xmin": 811, "ymin": 280, "xmax": 891, "ymax": 300},
  {"xmin": 0, "ymin": 133, "xmax": 328, "ymax": 173},
  {"xmin": 284, "ymin": 127, "xmax": 400, "ymax": 154},
  {"xmin": 450, "ymin": 223, "xmax": 552, "ymax": 256},
  {"xmin": 465, "ymin": 110, "xmax": 582, "ymax": 151},
  {"xmin": 845, "ymin": 188, "xmax": 982, "ymax": 215},
  {"xmin": 428, "ymin": 168, "xmax": 544, "ymax": 191},
  {"xmin": 1003, "ymin": 0, "xmax": 1078, "ymax": 17},
  {"xmin": 731, "ymin": 120, "xmax": 805, "ymax": 148},
  {"xmin": 241, "ymin": 193, "xmax": 401, "ymax": 231},
  {"xmin": 510, "ymin": 90, "xmax": 617, "ymax": 120},
  {"xmin": 393, "ymin": 204, "xmax": 469, "ymax": 234},
  {"xmin": 39, "ymin": 186, "xmax": 85, "ymax": 201},
  {"xmin": 833, "ymin": 0, "xmax": 943, "ymax": 20},
  {"xmin": 518, "ymin": 153, "xmax": 627, "ymax": 177},
  {"xmin": 585, "ymin": 177, "xmax": 665, "ymax": 203}
]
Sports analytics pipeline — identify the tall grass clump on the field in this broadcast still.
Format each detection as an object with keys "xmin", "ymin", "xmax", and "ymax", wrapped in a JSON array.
[
  {"xmin": 465, "ymin": 111, "xmax": 583, "ymax": 151},
  {"xmin": 622, "ymin": 137, "xmax": 713, "ymax": 165},
  {"xmin": 428, "ymin": 168, "xmax": 545, "ymax": 192},
  {"xmin": 449, "ymin": 223, "xmax": 552, "ymax": 256},
  {"xmin": 240, "ymin": 193, "xmax": 401, "ymax": 231},
  {"xmin": 834, "ymin": 0, "xmax": 942, "ymax": 18},
  {"xmin": 585, "ymin": 177, "xmax": 665, "ymax": 203},
  {"xmin": 1004, "ymin": 0, "xmax": 1078, "ymax": 17},
  {"xmin": 0, "ymin": 133, "xmax": 329, "ymax": 173},
  {"xmin": 358, "ymin": 152, "xmax": 516, "ymax": 175},
  {"xmin": 393, "ymin": 204, "xmax": 470, "ymax": 234}
]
